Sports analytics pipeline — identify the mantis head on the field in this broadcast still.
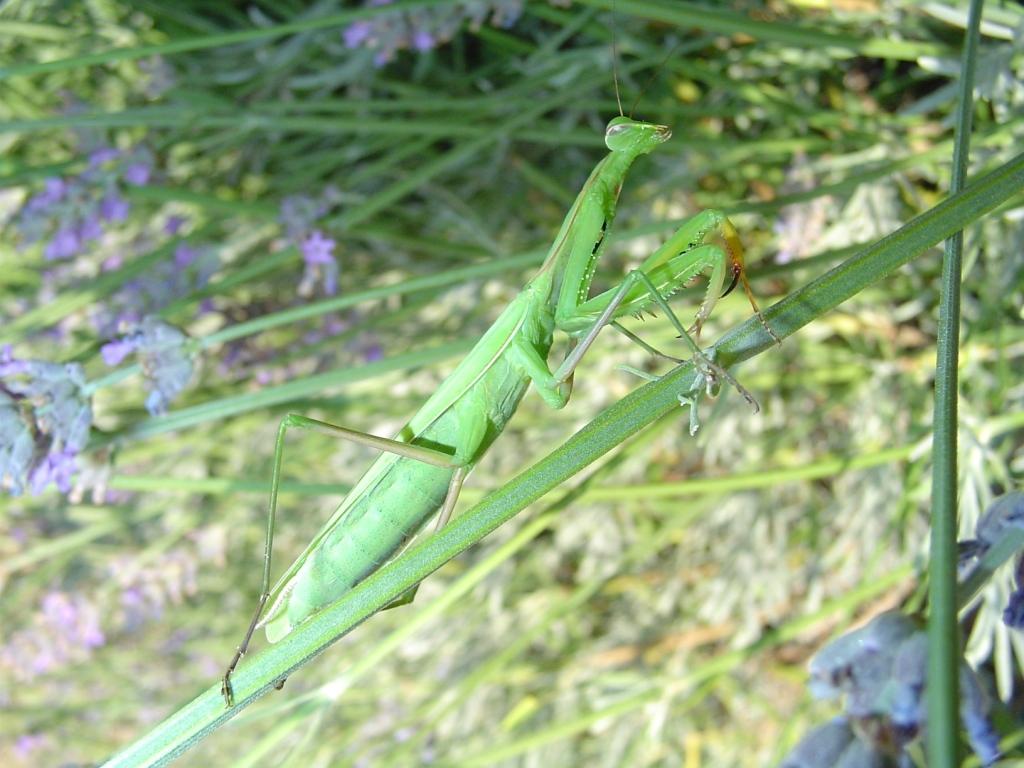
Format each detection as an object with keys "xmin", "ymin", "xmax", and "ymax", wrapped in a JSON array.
[{"xmin": 604, "ymin": 116, "xmax": 672, "ymax": 154}]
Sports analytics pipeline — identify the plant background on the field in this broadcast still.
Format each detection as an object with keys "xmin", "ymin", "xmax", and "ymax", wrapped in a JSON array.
[{"xmin": 1, "ymin": 0, "xmax": 1022, "ymax": 765}]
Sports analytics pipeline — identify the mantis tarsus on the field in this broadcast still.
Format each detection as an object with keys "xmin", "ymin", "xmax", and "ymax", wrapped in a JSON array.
[{"xmin": 221, "ymin": 114, "xmax": 774, "ymax": 706}]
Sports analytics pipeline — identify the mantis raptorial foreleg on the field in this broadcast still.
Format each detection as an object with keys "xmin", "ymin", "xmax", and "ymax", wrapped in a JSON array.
[
  {"xmin": 572, "ymin": 209, "xmax": 774, "ymax": 342},
  {"xmin": 545, "ymin": 207, "xmax": 766, "ymax": 411},
  {"xmin": 221, "ymin": 412, "xmax": 469, "ymax": 706}
]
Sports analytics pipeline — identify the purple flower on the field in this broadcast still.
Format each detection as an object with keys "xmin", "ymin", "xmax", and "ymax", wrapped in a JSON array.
[
  {"xmin": 963, "ymin": 707, "xmax": 1001, "ymax": 766},
  {"xmin": 29, "ymin": 449, "xmax": 77, "ymax": 495},
  {"xmin": 0, "ymin": 590, "xmax": 107, "ymax": 681},
  {"xmin": 1004, "ymin": 588, "xmax": 1024, "ymax": 629},
  {"xmin": 0, "ymin": 345, "xmax": 30, "ymax": 376},
  {"xmin": 116, "ymin": 309, "xmax": 141, "ymax": 327},
  {"xmin": 17, "ymin": 142, "xmax": 157, "ymax": 262},
  {"xmin": 14, "ymin": 733, "xmax": 48, "ymax": 758},
  {"xmin": 43, "ymin": 226, "xmax": 81, "ymax": 260},
  {"xmin": 960, "ymin": 666, "xmax": 1001, "ymax": 766},
  {"xmin": 123, "ymin": 162, "xmax": 151, "ymax": 186},
  {"xmin": 299, "ymin": 248, "xmax": 340, "ymax": 295},
  {"xmin": 88, "ymin": 147, "xmax": 120, "ymax": 167},
  {"xmin": 28, "ymin": 647, "xmax": 58, "ymax": 676},
  {"xmin": 363, "ymin": 343, "xmax": 384, "ymax": 362},
  {"xmin": 324, "ymin": 316, "xmax": 347, "ymax": 336},
  {"xmin": 78, "ymin": 213, "xmax": 103, "ymax": 242},
  {"xmin": 280, "ymin": 192, "xmax": 343, "ymax": 295},
  {"xmin": 41, "ymin": 591, "xmax": 105, "ymax": 648},
  {"xmin": 100, "ymin": 193, "xmax": 131, "ymax": 222},
  {"xmin": 344, "ymin": 20, "xmax": 374, "ymax": 48},
  {"xmin": 110, "ymin": 549, "xmax": 200, "ymax": 632},
  {"xmin": 803, "ymin": 612, "xmax": 1003, "ymax": 766},
  {"xmin": 27, "ymin": 178, "xmax": 67, "ymax": 212},
  {"xmin": 339, "ymin": 0, "xmax": 523, "ymax": 62},
  {"xmin": 100, "ymin": 337, "xmax": 138, "ymax": 366},
  {"xmin": 94, "ymin": 234, "xmax": 219, "ymax": 337},
  {"xmin": 43, "ymin": 177, "xmax": 67, "ymax": 199},
  {"xmin": 174, "ymin": 244, "xmax": 197, "ymax": 267},
  {"xmin": 164, "ymin": 215, "xmax": 187, "ymax": 235},
  {"xmin": 412, "ymin": 28, "xmax": 435, "ymax": 52},
  {"xmin": 301, "ymin": 230, "xmax": 336, "ymax": 265},
  {"xmin": 42, "ymin": 591, "xmax": 77, "ymax": 626}
]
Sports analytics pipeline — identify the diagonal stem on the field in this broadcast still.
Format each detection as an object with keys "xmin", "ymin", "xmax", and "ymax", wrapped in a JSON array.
[{"xmin": 104, "ymin": 148, "xmax": 1024, "ymax": 768}]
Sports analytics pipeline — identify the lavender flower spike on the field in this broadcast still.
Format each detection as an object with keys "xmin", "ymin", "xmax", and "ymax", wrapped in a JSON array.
[
  {"xmin": 0, "ymin": 350, "xmax": 93, "ymax": 495},
  {"xmin": 0, "ymin": 391, "xmax": 35, "ymax": 495},
  {"xmin": 130, "ymin": 317, "xmax": 195, "ymax": 415}
]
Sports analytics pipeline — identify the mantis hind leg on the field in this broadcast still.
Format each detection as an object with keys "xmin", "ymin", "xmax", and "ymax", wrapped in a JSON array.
[{"xmin": 221, "ymin": 414, "xmax": 467, "ymax": 707}]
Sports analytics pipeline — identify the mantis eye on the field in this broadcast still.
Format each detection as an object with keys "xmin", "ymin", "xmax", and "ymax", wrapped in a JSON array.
[
  {"xmin": 604, "ymin": 119, "xmax": 634, "ymax": 149},
  {"xmin": 604, "ymin": 117, "xmax": 671, "ymax": 151}
]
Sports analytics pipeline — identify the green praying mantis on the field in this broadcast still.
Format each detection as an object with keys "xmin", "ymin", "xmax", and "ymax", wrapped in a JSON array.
[{"xmin": 221, "ymin": 112, "xmax": 777, "ymax": 707}]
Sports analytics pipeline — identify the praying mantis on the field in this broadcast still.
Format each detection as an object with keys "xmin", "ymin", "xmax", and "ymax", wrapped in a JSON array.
[{"xmin": 221, "ymin": 113, "xmax": 775, "ymax": 707}]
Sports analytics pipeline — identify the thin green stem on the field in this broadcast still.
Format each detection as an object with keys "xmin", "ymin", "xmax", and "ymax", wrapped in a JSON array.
[
  {"xmin": 576, "ymin": 0, "xmax": 949, "ymax": 61},
  {"xmin": 928, "ymin": 1, "xmax": 983, "ymax": 765}
]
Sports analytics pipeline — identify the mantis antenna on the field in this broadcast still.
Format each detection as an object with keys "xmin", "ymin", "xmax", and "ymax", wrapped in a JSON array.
[{"xmin": 610, "ymin": 0, "xmax": 624, "ymax": 116}]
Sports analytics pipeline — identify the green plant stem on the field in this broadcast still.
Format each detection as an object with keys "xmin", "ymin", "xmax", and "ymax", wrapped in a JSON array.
[
  {"xmin": 576, "ymin": 0, "xmax": 948, "ymax": 60},
  {"xmin": 928, "ymin": 1, "xmax": 983, "ymax": 765}
]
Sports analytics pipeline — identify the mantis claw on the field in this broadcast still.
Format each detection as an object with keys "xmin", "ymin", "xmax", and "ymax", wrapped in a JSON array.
[
  {"xmin": 690, "ymin": 346, "xmax": 760, "ymax": 414},
  {"xmin": 677, "ymin": 390, "xmax": 702, "ymax": 435}
]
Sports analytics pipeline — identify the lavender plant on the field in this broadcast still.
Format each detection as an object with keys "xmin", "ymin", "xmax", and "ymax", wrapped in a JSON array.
[
  {"xmin": 280, "ymin": 188, "xmax": 342, "ymax": 297},
  {"xmin": 342, "ymin": 0, "xmax": 525, "ymax": 66},
  {"xmin": 783, "ymin": 611, "xmax": 1001, "ymax": 766},
  {"xmin": 92, "ymin": 234, "xmax": 219, "ymax": 338},
  {"xmin": 14, "ymin": 146, "xmax": 153, "ymax": 263},
  {"xmin": 0, "ymin": 349, "xmax": 92, "ymax": 495}
]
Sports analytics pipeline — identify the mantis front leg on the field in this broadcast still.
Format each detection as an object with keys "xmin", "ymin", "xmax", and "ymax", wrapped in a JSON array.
[
  {"xmin": 549, "ymin": 209, "xmax": 772, "ymax": 411},
  {"xmin": 567, "ymin": 209, "xmax": 775, "ymax": 342}
]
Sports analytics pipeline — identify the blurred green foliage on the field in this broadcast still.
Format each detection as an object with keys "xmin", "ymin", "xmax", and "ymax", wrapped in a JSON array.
[{"xmin": 1, "ymin": 1, "xmax": 1023, "ymax": 765}]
